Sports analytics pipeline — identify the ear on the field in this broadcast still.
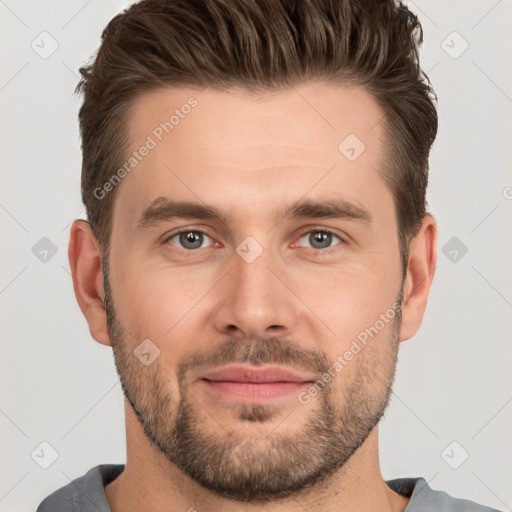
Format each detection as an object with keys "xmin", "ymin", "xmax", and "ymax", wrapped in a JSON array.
[
  {"xmin": 400, "ymin": 213, "xmax": 437, "ymax": 342},
  {"xmin": 68, "ymin": 219, "xmax": 111, "ymax": 346}
]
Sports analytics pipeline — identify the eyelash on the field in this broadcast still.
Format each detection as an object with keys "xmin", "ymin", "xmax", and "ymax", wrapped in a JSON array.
[
  {"xmin": 162, "ymin": 227, "xmax": 345, "ymax": 254},
  {"xmin": 295, "ymin": 229, "xmax": 345, "ymax": 253},
  {"xmin": 163, "ymin": 229, "xmax": 216, "ymax": 250}
]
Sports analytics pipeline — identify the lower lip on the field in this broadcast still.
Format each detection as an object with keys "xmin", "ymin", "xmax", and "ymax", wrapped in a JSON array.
[{"xmin": 201, "ymin": 380, "xmax": 311, "ymax": 401}]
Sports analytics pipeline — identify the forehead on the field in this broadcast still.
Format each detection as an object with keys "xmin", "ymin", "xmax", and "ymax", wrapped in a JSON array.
[
  {"xmin": 127, "ymin": 82, "xmax": 384, "ymax": 164},
  {"xmin": 114, "ymin": 82, "xmax": 390, "ymax": 227}
]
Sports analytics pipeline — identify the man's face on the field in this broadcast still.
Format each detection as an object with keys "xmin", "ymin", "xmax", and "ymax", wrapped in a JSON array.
[{"xmin": 105, "ymin": 83, "xmax": 404, "ymax": 501}]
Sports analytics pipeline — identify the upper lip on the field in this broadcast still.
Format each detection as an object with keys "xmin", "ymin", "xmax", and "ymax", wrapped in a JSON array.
[{"xmin": 199, "ymin": 365, "xmax": 316, "ymax": 383}]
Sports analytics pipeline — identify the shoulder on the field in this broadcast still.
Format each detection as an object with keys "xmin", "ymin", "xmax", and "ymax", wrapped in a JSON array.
[
  {"xmin": 36, "ymin": 464, "xmax": 125, "ymax": 512},
  {"xmin": 387, "ymin": 477, "xmax": 503, "ymax": 512}
]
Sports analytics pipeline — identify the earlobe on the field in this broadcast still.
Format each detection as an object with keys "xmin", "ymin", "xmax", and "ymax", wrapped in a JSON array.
[
  {"xmin": 399, "ymin": 213, "xmax": 438, "ymax": 342},
  {"xmin": 68, "ymin": 219, "xmax": 111, "ymax": 346}
]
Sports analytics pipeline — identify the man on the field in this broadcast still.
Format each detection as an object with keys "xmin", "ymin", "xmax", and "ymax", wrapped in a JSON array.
[{"xmin": 37, "ymin": 0, "xmax": 501, "ymax": 510}]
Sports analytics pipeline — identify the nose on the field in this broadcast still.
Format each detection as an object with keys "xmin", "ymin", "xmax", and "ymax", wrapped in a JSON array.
[{"xmin": 213, "ymin": 245, "xmax": 299, "ymax": 339}]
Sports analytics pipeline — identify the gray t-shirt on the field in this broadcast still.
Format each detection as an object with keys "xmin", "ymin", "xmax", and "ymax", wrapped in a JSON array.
[{"xmin": 36, "ymin": 464, "xmax": 502, "ymax": 511}]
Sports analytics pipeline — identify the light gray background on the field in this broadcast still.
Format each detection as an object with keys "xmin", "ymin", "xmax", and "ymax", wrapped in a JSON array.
[{"xmin": 1, "ymin": 1, "xmax": 511, "ymax": 510}]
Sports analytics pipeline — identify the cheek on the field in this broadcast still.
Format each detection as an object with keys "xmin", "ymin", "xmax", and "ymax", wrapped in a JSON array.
[
  {"xmin": 291, "ymin": 258, "xmax": 401, "ymax": 345},
  {"xmin": 110, "ymin": 262, "xmax": 217, "ymax": 350}
]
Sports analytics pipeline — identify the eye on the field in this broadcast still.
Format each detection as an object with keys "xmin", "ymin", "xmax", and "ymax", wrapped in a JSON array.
[
  {"xmin": 165, "ymin": 229, "xmax": 215, "ymax": 250},
  {"xmin": 297, "ymin": 229, "xmax": 343, "ymax": 250}
]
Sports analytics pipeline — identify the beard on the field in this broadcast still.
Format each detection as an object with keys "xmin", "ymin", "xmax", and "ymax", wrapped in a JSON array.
[{"xmin": 104, "ymin": 277, "xmax": 402, "ymax": 503}]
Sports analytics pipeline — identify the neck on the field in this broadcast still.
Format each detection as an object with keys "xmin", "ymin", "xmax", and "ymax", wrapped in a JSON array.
[{"xmin": 105, "ymin": 402, "xmax": 409, "ymax": 512}]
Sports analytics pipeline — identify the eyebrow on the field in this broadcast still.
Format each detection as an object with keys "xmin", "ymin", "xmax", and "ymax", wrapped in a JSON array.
[{"xmin": 137, "ymin": 196, "xmax": 372, "ymax": 228}]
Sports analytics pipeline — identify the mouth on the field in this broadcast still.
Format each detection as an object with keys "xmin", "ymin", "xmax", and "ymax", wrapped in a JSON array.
[{"xmin": 198, "ymin": 365, "xmax": 316, "ymax": 401}]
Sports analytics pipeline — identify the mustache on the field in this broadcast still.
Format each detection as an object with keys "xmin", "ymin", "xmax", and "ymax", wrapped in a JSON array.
[{"xmin": 176, "ymin": 336, "xmax": 331, "ymax": 382}]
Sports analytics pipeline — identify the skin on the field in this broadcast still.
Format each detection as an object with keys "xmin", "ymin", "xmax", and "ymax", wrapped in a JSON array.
[{"xmin": 69, "ymin": 82, "xmax": 437, "ymax": 512}]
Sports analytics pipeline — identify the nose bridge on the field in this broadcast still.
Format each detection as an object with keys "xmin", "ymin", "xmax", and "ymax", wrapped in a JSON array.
[
  {"xmin": 213, "ymin": 238, "xmax": 298, "ymax": 337},
  {"xmin": 234, "ymin": 246, "xmax": 275, "ymax": 303}
]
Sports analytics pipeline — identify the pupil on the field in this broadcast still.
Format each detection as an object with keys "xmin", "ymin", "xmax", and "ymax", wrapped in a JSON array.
[{"xmin": 311, "ymin": 231, "xmax": 331, "ymax": 248}]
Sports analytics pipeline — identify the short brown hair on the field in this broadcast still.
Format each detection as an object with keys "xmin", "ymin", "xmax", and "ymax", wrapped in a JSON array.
[{"xmin": 76, "ymin": 0, "xmax": 438, "ymax": 274}]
